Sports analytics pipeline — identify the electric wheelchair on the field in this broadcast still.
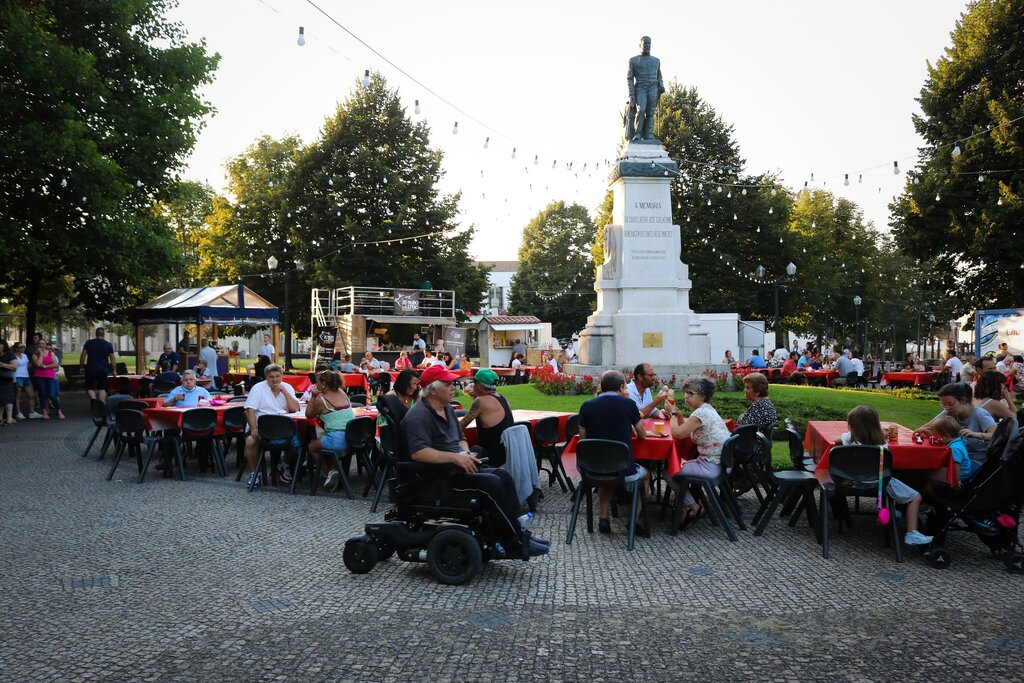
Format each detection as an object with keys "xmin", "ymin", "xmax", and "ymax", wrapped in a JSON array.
[{"xmin": 343, "ymin": 398, "xmax": 540, "ymax": 585}]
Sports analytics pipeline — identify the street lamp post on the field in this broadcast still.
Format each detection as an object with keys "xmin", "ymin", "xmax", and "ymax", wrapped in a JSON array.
[
  {"xmin": 756, "ymin": 262, "xmax": 797, "ymax": 351},
  {"xmin": 267, "ymin": 255, "xmax": 303, "ymax": 370},
  {"xmin": 853, "ymin": 295, "xmax": 862, "ymax": 350}
]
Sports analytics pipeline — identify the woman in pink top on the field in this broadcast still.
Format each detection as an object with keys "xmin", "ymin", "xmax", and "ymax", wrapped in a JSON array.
[{"xmin": 33, "ymin": 340, "xmax": 64, "ymax": 419}]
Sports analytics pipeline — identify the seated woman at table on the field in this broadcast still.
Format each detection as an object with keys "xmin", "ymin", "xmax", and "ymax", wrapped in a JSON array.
[
  {"xmin": 916, "ymin": 382, "xmax": 997, "ymax": 474},
  {"xmin": 722, "ymin": 350, "xmax": 738, "ymax": 367},
  {"xmin": 833, "ymin": 405, "xmax": 933, "ymax": 545},
  {"xmin": 737, "ymin": 373, "xmax": 778, "ymax": 439},
  {"xmin": 194, "ymin": 357, "xmax": 219, "ymax": 386},
  {"xmin": 443, "ymin": 352, "xmax": 458, "ymax": 370},
  {"xmin": 460, "ymin": 353, "xmax": 473, "ymax": 370},
  {"xmin": 902, "ymin": 353, "xmax": 917, "ymax": 370},
  {"xmin": 162, "ymin": 370, "xmax": 211, "ymax": 407},
  {"xmin": 378, "ymin": 369, "xmax": 419, "ymax": 424},
  {"xmin": 972, "ymin": 371, "xmax": 1017, "ymax": 421},
  {"xmin": 305, "ymin": 370, "xmax": 356, "ymax": 492},
  {"xmin": 666, "ymin": 376, "xmax": 732, "ymax": 527},
  {"xmin": 393, "ymin": 350, "xmax": 412, "ymax": 371}
]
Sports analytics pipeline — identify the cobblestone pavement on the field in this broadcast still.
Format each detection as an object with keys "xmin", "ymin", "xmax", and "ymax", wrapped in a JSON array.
[{"xmin": 2, "ymin": 392, "xmax": 1023, "ymax": 681}]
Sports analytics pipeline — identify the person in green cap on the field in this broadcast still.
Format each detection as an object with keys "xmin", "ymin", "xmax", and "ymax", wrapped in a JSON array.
[{"xmin": 459, "ymin": 368, "xmax": 513, "ymax": 466}]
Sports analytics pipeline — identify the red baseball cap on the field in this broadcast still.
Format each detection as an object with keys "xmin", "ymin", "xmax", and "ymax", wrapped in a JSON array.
[{"xmin": 420, "ymin": 364, "xmax": 460, "ymax": 384}]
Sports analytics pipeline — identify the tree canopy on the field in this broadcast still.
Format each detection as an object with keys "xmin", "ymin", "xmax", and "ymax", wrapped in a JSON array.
[
  {"xmin": 509, "ymin": 201, "xmax": 595, "ymax": 340},
  {"xmin": 890, "ymin": 0, "xmax": 1024, "ymax": 311},
  {"xmin": 0, "ymin": 0, "xmax": 219, "ymax": 333},
  {"xmin": 196, "ymin": 74, "xmax": 489, "ymax": 335}
]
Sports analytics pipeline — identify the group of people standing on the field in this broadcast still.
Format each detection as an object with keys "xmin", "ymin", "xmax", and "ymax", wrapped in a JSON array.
[{"xmin": 0, "ymin": 331, "xmax": 69, "ymax": 424}]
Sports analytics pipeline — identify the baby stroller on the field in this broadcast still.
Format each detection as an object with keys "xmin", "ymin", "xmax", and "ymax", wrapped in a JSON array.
[{"xmin": 920, "ymin": 418, "xmax": 1024, "ymax": 573}]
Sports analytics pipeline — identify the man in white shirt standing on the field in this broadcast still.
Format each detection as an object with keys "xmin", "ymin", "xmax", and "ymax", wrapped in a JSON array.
[
  {"xmin": 259, "ymin": 334, "xmax": 276, "ymax": 363},
  {"xmin": 243, "ymin": 363, "xmax": 299, "ymax": 489},
  {"xmin": 199, "ymin": 339, "xmax": 219, "ymax": 377},
  {"xmin": 627, "ymin": 363, "xmax": 669, "ymax": 418}
]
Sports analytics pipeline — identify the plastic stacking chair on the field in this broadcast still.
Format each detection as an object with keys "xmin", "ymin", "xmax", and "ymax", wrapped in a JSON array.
[
  {"xmin": 752, "ymin": 433, "xmax": 820, "ymax": 536},
  {"xmin": 218, "ymin": 406, "xmax": 248, "ymax": 480},
  {"xmin": 107, "ymin": 409, "xmax": 181, "ymax": 483},
  {"xmin": 82, "ymin": 399, "xmax": 113, "ymax": 458},
  {"xmin": 116, "ymin": 376, "xmax": 136, "ymax": 397},
  {"xmin": 249, "ymin": 415, "xmax": 297, "ymax": 492},
  {"xmin": 819, "ymin": 445, "xmax": 902, "ymax": 562},
  {"xmin": 534, "ymin": 416, "xmax": 574, "ymax": 493},
  {"xmin": 348, "ymin": 394, "xmax": 369, "ymax": 407},
  {"xmin": 665, "ymin": 432, "xmax": 747, "ymax": 541},
  {"xmin": 344, "ymin": 417, "xmax": 377, "ymax": 495},
  {"xmin": 566, "ymin": 439, "xmax": 650, "ymax": 551},
  {"xmin": 97, "ymin": 394, "xmax": 133, "ymax": 460},
  {"xmin": 727, "ymin": 424, "xmax": 763, "ymax": 502},
  {"xmin": 180, "ymin": 408, "xmax": 226, "ymax": 477}
]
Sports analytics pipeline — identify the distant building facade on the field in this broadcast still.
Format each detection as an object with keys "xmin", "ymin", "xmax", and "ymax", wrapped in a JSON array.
[{"xmin": 476, "ymin": 260, "xmax": 519, "ymax": 316}]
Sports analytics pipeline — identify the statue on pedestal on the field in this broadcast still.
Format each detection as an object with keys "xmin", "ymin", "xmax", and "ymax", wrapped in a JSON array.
[{"xmin": 626, "ymin": 36, "xmax": 665, "ymax": 142}]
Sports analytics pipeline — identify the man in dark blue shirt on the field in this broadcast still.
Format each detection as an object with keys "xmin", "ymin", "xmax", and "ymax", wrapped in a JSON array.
[
  {"xmin": 578, "ymin": 370, "xmax": 652, "ymax": 535},
  {"xmin": 79, "ymin": 327, "xmax": 116, "ymax": 401},
  {"xmin": 157, "ymin": 343, "xmax": 179, "ymax": 373}
]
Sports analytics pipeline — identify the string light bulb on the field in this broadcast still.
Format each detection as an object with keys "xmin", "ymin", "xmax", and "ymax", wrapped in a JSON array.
[
  {"xmin": 452, "ymin": 121, "xmax": 458, "ymax": 134},
  {"xmin": 533, "ymin": 155, "xmax": 538, "ymax": 166},
  {"xmin": 844, "ymin": 174, "xmax": 849, "ymax": 186},
  {"xmin": 858, "ymin": 174, "xmax": 863, "ymax": 184},
  {"xmin": 483, "ymin": 137, "xmax": 489, "ymax": 149},
  {"xmin": 297, "ymin": 26, "xmax": 305, "ymax": 46},
  {"xmin": 952, "ymin": 142, "xmax": 962, "ymax": 158},
  {"xmin": 414, "ymin": 99, "xmax": 420, "ymax": 115},
  {"xmin": 511, "ymin": 147, "xmax": 516, "ymax": 159},
  {"xmin": 893, "ymin": 161, "xmax": 900, "ymax": 174},
  {"xmin": 978, "ymin": 174, "xmax": 984, "ymax": 182},
  {"xmin": 362, "ymin": 70, "xmax": 370, "ymax": 86}
]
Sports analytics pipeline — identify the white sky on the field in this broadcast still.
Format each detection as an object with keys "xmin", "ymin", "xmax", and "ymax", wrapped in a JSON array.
[{"xmin": 168, "ymin": 0, "xmax": 970, "ymax": 260}]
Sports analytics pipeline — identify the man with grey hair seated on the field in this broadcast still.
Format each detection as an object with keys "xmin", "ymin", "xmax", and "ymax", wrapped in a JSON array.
[
  {"xmin": 161, "ymin": 369, "xmax": 211, "ymax": 407},
  {"xmin": 243, "ymin": 363, "xmax": 300, "ymax": 489},
  {"xmin": 402, "ymin": 364, "xmax": 549, "ymax": 557}
]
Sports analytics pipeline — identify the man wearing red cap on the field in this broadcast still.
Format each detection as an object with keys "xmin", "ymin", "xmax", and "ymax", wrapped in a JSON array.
[{"xmin": 402, "ymin": 364, "xmax": 549, "ymax": 557}]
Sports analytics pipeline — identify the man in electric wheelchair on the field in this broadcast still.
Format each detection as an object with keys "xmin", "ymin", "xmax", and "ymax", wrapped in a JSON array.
[{"xmin": 344, "ymin": 364, "xmax": 549, "ymax": 585}]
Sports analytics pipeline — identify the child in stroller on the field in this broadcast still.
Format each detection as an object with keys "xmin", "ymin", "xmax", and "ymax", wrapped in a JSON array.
[{"xmin": 919, "ymin": 418, "xmax": 1024, "ymax": 572}]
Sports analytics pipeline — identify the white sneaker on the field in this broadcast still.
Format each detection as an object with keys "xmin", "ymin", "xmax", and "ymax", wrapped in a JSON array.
[
  {"xmin": 15, "ymin": 413, "xmax": 25, "ymax": 420},
  {"xmin": 277, "ymin": 462, "xmax": 293, "ymax": 485},
  {"xmin": 28, "ymin": 412, "xmax": 42, "ymax": 419},
  {"xmin": 323, "ymin": 469, "xmax": 340, "ymax": 492},
  {"xmin": 904, "ymin": 530, "xmax": 933, "ymax": 546}
]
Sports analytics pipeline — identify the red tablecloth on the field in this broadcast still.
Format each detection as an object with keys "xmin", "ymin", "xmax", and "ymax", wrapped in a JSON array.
[
  {"xmin": 341, "ymin": 373, "xmax": 370, "ymax": 393},
  {"xmin": 562, "ymin": 419, "xmax": 736, "ymax": 477},
  {"xmin": 281, "ymin": 374, "xmax": 312, "ymax": 392},
  {"xmin": 802, "ymin": 370, "xmax": 840, "ymax": 386},
  {"xmin": 489, "ymin": 366, "xmax": 542, "ymax": 377},
  {"xmin": 107, "ymin": 375, "xmax": 147, "ymax": 393},
  {"xmin": 142, "ymin": 403, "xmax": 371, "ymax": 436},
  {"xmin": 804, "ymin": 420, "xmax": 957, "ymax": 487},
  {"xmin": 879, "ymin": 371, "xmax": 934, "ymax": 387},
  {"xmin": 462, "ymin": 409, "xmax": 571, "ymax": 447},
  {"xmin": 730, "ymin": 367, "xmax": 765, "ymax": 377}
]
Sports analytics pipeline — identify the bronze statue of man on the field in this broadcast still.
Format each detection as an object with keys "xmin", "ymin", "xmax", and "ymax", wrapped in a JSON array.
[{"xmin": 627, "ymin": 36, "xmax": 665, "ymax": 141}]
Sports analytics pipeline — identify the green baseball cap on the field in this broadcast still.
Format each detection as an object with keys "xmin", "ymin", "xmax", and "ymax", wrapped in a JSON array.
[{"xmin": 474, "ymin": 368, "xmax": 499, "ymax": 386}]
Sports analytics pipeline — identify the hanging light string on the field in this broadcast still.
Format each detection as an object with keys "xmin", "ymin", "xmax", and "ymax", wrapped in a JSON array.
[
  {"xmin": 254, "ymin": 0, "xmax": 353, "ymax": 62},
  {"xmin": 252, "ymin": 0, "xmax": 1024, "ymax": 203},
  {"xmin": 534, "ymin": 260, "xmax": 593, "ymax": 301}
]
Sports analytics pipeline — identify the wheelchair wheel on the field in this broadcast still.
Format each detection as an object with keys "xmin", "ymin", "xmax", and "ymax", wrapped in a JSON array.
[
  {"xmin": 343, "ymin": 536, "xmax": 379, "ymax": 574},
  {"xmin": 925, "ymin": 548, "xmax": 950, "ymax": 570},
  {"xmin": 427, "ymin": 528, "xmax": 482, "ymax": 585},
  {"xmin": 1004, "ymin": 552, "xmax": 1024, "ymax": 575}
]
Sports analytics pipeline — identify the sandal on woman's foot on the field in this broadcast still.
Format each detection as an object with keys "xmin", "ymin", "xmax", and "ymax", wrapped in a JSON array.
[{"xmin": 678, "ymin": 507, "xmax": 698, "ymax": 530}]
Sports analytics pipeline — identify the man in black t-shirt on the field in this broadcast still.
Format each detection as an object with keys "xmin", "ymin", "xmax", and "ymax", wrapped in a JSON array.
[
  {"xmin": 578, "ymin": 370, "xmax": 653, "ymax": 534},
  {"xmin": 79, "ymin": 327, "xmax": 116, "ymax": 401}
]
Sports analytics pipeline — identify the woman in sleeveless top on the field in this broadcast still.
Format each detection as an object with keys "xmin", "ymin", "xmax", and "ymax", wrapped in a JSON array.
[
  {"xmin": 33, "ymin": 341, "xmax": 64, "ymax": 420},
  {"xmin": 305, "ymin": 370, "xmax": 355, "ymax": 491},
  {"xmin": 972, "ymin": 370, "xmax": 1016, "ymax": 421}
]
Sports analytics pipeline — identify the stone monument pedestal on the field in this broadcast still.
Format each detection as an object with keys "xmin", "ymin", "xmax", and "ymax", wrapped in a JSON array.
[{"xmin": 573, "ymin": 141, "xmax": 711, "ymax": 375}]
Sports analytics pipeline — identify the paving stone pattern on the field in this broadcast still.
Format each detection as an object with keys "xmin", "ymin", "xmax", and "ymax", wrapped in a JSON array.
[{"xmin": 1, "ymin": 392, "xmax": 1023, "ymax": 681}]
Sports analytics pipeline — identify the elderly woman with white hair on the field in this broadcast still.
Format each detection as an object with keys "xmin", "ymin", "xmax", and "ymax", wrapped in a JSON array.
[{"xmin": 666, "ymin": 376, "xmax": 732, "ymax": 528}]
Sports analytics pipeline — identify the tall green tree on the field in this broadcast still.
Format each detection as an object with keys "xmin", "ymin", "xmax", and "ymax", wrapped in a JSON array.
[
  {"xmin": 0, "ymin": 0, "xmax": 219, "ymax": 334},
  {"xmin": 157, "ymin": 180, "xmax": 215, "ymax": 286},
  {"xmin": 509, "ymin": 201, "xmax": 595, "ymax": 340},
  {"xmin": 890, "ymin": 0, "xmax": 1024, "ymax": 310},
  {"xmin": 196, "ymin": 134, "xmax": 304, "ymax": 330},
  {"xmin": 286, "ymin": 74, "xmax": 489, "ymax": 319}
]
